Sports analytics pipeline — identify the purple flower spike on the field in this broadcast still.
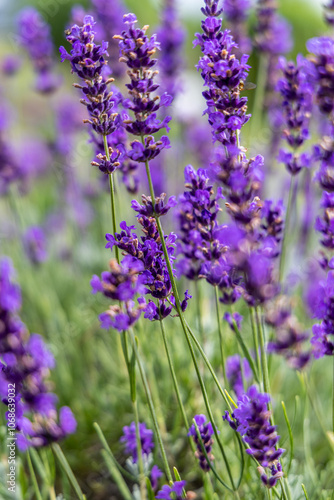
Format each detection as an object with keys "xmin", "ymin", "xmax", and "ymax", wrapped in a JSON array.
[
  {"xmin": 60, "ymin": 16, "xmax": 122, "ymax": 138},
  {"xmin": 156, "ymin": 480, "xmax": 186, "ymax": 500},
  {"xmin": 188, "ymin": 414, "xmax": 215, "ymax": 472},
  {"xmin": 18, "ymin": 7, "xmax": 60, "ymax": 93},
  {"xmin": 120, "ymin": 421, "xmax": 154, "ymax": 463},
  {"xmin": 131, "ymin": 193, "xmax": 177, "ymax": 218},
  {"xmin": 223, "ymin": 386, "xmax": 284, "ymax": 488},
  {"xmin": 223, "ymin": 312, "xmax": 243, "ymax": 332}
]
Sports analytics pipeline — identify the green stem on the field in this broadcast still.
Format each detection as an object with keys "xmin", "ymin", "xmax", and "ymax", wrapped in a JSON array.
[
  {"xmin": 159, "ymin": 319, "xmax": 194, "ymax": 451},
  {"xmin": 143, "ymin": 159, "xmax": 236, "ymax": 491},
  {"xmin": 128, "ymin": 330, "xmax": 173, "ymax": 482},
  {"xmin": 52, "ymin": 444, "xmax": 86, "ymax": 500},
  {"xmin": 281, "ymin": 401, "xmax": 294, "ymax": 475},
  {"xmin": 255, "ymin": 307, "xmax": 271, "ymax": 406},
  {"xmin": 195, "ymin": 280, "xmax": 205, "ymax": 344},
  {"xmin": 185, "ymin": 320, "xmax": 232, "ymax": 411},
  {"xmin": 103, "ymin": 134, "xmax": 119, "ymax": 264},
  {"xmin": 133, "ymin": 400, "xmax": 147, "ymax": 500},
  {"xmin": 332, "ymin": 357, "xmax": 334, "ymax": 434},
  {"xmin": 301, "ymin": 484, "xmax": 310, "ymax": 500},
  {"xmin": 27, "ymin": 448, "xmax": 43, "ymax": 500},
  {"xmin": 279, "ymin": 175, "xmax": 295, "ymax": 283},
  {"xmin": 250, "ymin": 307, "xmax": 261, "ymax": 379},
  {"xmin": 214, "ymin": 286, "xmax": 227, "ymax": 383}
]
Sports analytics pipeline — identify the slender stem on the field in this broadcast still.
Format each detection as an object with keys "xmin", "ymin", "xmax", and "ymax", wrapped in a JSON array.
[
  {"xmin": 133, "ymin": 400, "xmax": 147, "ymax": 500},
  {"xmin": 195, "ymin": 280, "xmax": 205, "ymax": 344},
  {"xmin": 214, "ymin": 286, "xmax": 227, "ymax": 383},
  {"xmin": 255, "ymin": 307, "xmax": 273, "ymax": 423},
  {"xmin": 143, "ymin": 159, "xmax": 236, "ymax": 490},
  {"xmin": 52, "ymin": 444, "xmax": 86, "ymax": 500},
  {"xmin": 159, "ymin": 319, "xmax": 194, "ymax": 449},
  {"xmin": 185, "ymin": 320, "xmax": 232, "ymax": 411},
  {"xmin": 27, "ymin": 448, "xmax": 43, "ymax": 500},
  {"xmin": 250, "ymin": 307, "xmax": 261, "ymax": 379},
  {"xmin": 128, "ymin": 329, "xmax": 173, "ymax": 482},
  {"xmin": 279, "ymin": 175, "xmax": 295, "ymax": 283},
  {"xmin": 103, "ymin": 134, "xmax": 119, "ymax": 264}
]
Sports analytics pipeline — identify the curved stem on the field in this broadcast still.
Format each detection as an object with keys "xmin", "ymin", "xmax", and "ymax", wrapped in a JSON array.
[
  {"xmin": 195, "ymin": 280, "xmax": 205, "ymax": 344},
  {"xmin": 103, "ymin": 134, "xmax": 119, "ymax": 264},
  {"xmin": 133, "ymin": 400, "xmax": 147, "ymax": 500},
  {"xmin": 159, "ymin": 319, "xmax": 195, "ymax": 452},
  {"xmin": 250, "ymin": 307, "xmax": 261, "ymax": 380},
  {"xmin": 128, "ymin": 329, "xmax": 173, "ymax": 482},
  {"xmin": 255, "ymin": 307, "xmax": 273, "ymax": 424},
  {"xmin": 214, "ymin": 286, "xmax": 227, "ymax": 383},
  {"xmin": 27, "ymin": 448, "xmax": 43, "ymax": 500}
]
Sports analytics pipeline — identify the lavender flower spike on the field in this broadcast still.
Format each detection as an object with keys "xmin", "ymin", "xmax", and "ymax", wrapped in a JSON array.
[
  {"xmin": 18, "ymin": 7, "xmax": 60, "ymax": 93},
  {"xmin": 224, "ymin": 385, "xmax": 284, "ymax": 488},
  {"xmin": 188, "ymin": 414, "xmax": 215, "ymax": 471},
  {"xmin": 156, "ymin": 480, "xmax": 186, "ymax": 500},
  {"xmin": 120, "ymin": 421, "xmax": 154, "ymax": 463}
]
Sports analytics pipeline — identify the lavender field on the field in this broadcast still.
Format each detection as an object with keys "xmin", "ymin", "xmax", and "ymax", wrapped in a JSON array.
[{"xmin": 0, "ymin": 0, "xmax": 334, "ymax": 498}]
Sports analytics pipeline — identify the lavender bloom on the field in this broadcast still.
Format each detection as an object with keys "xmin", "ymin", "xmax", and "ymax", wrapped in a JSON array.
[
  {"xmin": 150, "ymin": 465, "xmax": 163, "ymax": 491},
  {"xmin": 277, "ymin": 56, "xmax": 312, "ymax": 176},
  {"xmin": 156, "ymin": 481, "xmax": 186, "ymax": 500},
  {"xmin": 0, "ymin": 110, "xmax": 18, "ymax": 194},
  {"xmin": 194, "ymin": 4, "xmax": 251, "ymax": 147},
  {"xmin": 176, "ymin": 165, "xmax": 224, "ymax": 280},
  {"xmin": 120, "ymin": 421, "xmax": 154, "ymax": 463},
  {"xmin": 188, "ymin": 414, "xmax": 215, "ymax": 471},
  {"xmin": 223, "ymin": 0, "xmax": 252, "ymax": 57},
  {"xmin": 17, "ymin": 8, "xmax": 60, "ymax": 93},
  {"xmin": 91, "ymin": 256, "xmax": 146, "ymax": 331},
  {"xmin": 223, "ymin": 386, "xmax": 284, "ymax": 488},
  {"xmin": 265, "ymin": 297, "xmax": 310, "ymax": 369},
  {"xmin": 105, "ymin": 203, "xmax": 191, "ymax": 320},
  {"xmin": 260, "ymin": 200, "xmax": 284, "ymax": 250},
  {"xmin": 311, "ymin": 270, "xmax": 334, "ymax": 358},
  {"xmin": 157, "ymin": 0, "xmax": 185, "ymax": 99},
  {"xmin": 254, "ymin": 2, "xmax": 292, "ymax": 55},
  {"xmin": 226, "ymin": 354, "xmax": 252, "ymax": 397},
  {"xmin": 307, "ymin": 37, "xmax": 334, "ymax": 116},
  {"xmin": 23, "ymin": 226, "xmax": 48, "ymax": 265},
  {"xmin": 315, "ymin": 192, "xmax": 334, "ymax": 249},
  {"xmin": 1, "ymin": 55, "xmax": 22, "ymax": 76},
  {"xmin": 91, "ymin": 0, "xmax": 126, "ymax": 79},
  {"xmin": 114, "ymin": 13, "xmax": 172, "ymax": 153},
  {"xmin": 60, "ymin": 15, "xmax": 123, "ymax": 175},
  {"xmin": 0, "ymin": 258, "xmax": 76, "ymax": 449},
  {"xmin": 223, "ymin": 312, "xmax": 243, "ymax": 332}
]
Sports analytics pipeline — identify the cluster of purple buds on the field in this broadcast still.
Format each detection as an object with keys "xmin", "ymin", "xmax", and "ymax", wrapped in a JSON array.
[
  {"xmin": 91, "ymin": 0, "xmax": 126, "ymax": 79},
  {"xmin": 0, "ymin": 107, "xmax": 17, "ymax": 195},
  {"xmin": 210, "ymin": 147, "xmax": 263, "ymax": 230},
  {"xmin": 156, "ymin": 480, "xmax": 186, "ymax": 500},
  {"xmin": 277, "ymin": 56, "xmax": 312, "ymax": 176},
  {"xmin": 315, "ymin": 192, "xmax": 334, "ymax": 250},
  {"xmin": 104, "ymin": 197, "xmax": 191, "ymax": 321},
  {"xmin": 120, "ymin": 421, "xmax": 154, "ymax": 463},
  {"xmin": 307, "ymin": 37, "xmax": 334, "ymax": 117},
  {"xmin": 265, "ymin": 296, "xmax": 311, "ymax": 369},
  {"xmin": 176, "ymin": 165, "xmax": 224, "ymax": 280},
  {"xmin": 223, "ymin": 385, "xmax": 284, "ymax": 488},
  {"xmin": 254, "ymin": 0, "xmax": 292, "ymax": 56},
  {"xmin": 91, "ymin": 256, "xmax": 146, "ymax": 331},
  {"xmin": 194, "ymin": 3, "xmax": 251, "ymax": 148},
  {"xmin": 17, "ymin": 8, "xmax": 60, "ymax": 93},
  {"xmin": 0, "ymin": 258, "xmax": 76, "ymax": 449},
  {"xmin": 188, "ymin": 414, "xmax": 215, "ymax": 472},
  {"xmin": 157, "ymin": 0, "xmax": 185, "ymax": 99},
  {"xmin": 223, "ymin": 0, "xmax": 252, "ymax": 57},
  {"xmin": 311, "ymin": 270, "xmax": 334, "ymax": 358},
  {"xmin": 114, "ymin": 14, "xmax": 172, "ymax": 163},
  {"xmin": 60, "ymin": 15, "xmax": 123, "ymax": 174},
  {"xmin": 23, "ymin": 226, "xmax": 48, "ymax": 265},
  {"xmin": 226, "ymin": 354, "xmax": 252, "ymax": 397}
]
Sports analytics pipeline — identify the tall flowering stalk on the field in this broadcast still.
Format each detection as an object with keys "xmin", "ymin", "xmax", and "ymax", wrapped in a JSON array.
[
  {"xmin": 17, "ymin": 8, "xmax": 61, "ymax": 93},
  {"xmin": 224, "ymin": 386, "xmax": 284, "ymax": 488},
  {"xmin": 223, "ymin": 0, "xmax": 252, "ymax": 58},
  {"xmin": 0, "ymin": 257, "xmax": 76, "ymax": 449}
]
